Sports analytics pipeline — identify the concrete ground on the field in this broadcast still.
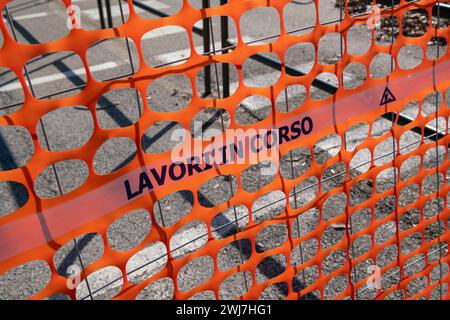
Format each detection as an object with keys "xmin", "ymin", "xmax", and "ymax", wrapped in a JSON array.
[{"xmin": 0, "ymin": 0, "xmax": 449, "ymax": 300}]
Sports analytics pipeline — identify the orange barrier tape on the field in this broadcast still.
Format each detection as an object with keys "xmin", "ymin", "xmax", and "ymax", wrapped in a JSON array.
[{"xmin": 0, "ymin": 0, "xmax": 449, "ymax": 300}]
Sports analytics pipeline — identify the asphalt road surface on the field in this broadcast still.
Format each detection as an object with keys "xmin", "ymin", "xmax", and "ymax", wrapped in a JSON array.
[{"xmin": 0, "ymin": 0, "xmax": 449, "ymax": 300}]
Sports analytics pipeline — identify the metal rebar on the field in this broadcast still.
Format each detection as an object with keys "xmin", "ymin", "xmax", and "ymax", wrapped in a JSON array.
[
  {"xmin": 202, "ymin": 0, "xmax": 212, "ymax": 96},
  {"xmin": 220, "ymin": 0, "xmax": 230, "ymax": 98},
  {"xmin": 97, "ymin": 0, "xmax": 106, "ymax": 29},
  {"xmin": 104, "ymin": 0, "xmax": 113, "ymax": 28}
]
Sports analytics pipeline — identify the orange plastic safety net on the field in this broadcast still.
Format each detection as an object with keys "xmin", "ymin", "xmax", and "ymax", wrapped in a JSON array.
[{"xmin": 0, "ymin": 0, "xmax": 449, "ymax": 300}]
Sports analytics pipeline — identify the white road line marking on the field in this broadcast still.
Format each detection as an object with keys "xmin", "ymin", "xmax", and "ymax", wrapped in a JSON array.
[
  {"xmin": 150, "ymin": 41, "xmax": 232, "ymax": 65},
  {"xmin": 3, "ymin": 12, "xmax": 49, "ymax": 21},
  {"xmin": 150, "ymin": 47, "xmax": 193, "ymax": 65},
  {"xmin": 83, "ymin": 1, "xmax": 169, "ymax": 20},
  {"xmin": 142, "ymin": 25, "xmax": 187, "ymax": 40},
  {"xmin": 0, "ymin": 62, "xmax": 118, "ymax": 92}
]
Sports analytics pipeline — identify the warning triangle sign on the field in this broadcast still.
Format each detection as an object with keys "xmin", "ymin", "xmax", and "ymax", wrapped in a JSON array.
[{"xmin": 380, "ymin": 87, "xmax": 396, "ymax": 106}]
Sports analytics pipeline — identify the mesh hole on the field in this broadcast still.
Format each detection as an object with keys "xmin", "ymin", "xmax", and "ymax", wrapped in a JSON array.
[
  {"xmin": 350, "ymin": 235, "xmax": 372, "ymax": 258},
  {"xmin": 126, "ymin": 241, "xmax": 167, "ymax": 284},
  {"xmin": 285, "ymin": 42, "xmax": 315, "ymax": 76},
  {"xmin": 0, "ymin": 125, "xmax": 34, "ymax": 171},
  {"xmin": 190, "ymin": 107, "xmax": 231, "ymax": 140},
  {"xmin": 375, "ymin": 195, "xmax": 396, "ymax": 220},
  {"xmin": 219, "ymin": 271, "xmax": 252, "ymax": 300},
  {"xmin": 252, "ymin": 190, "xmax": 286, "ymax": 223},
  {"xmin": 256, "ymin": 254, "xmax": 287, "ymax": 283},
  {"xmin": 321, "ymin": 162, "xmax": 346, "ymax": 193},
  {"xmin": 275, "ymin": 84, "xmax": 307, "ymax": 113},
  {"xmin": 347, "ymin": 24, "xmax": 372, "ymax": 55},
  {"xmin": 76, "ymin": 266, "xmax": 123, "ymax": 300},
  {"xmin": 217, "ymin": 239, "xmax": 252, "ymax": 272},
  {"xmin": 324, "ymin": 274, "xmax": 348, "ymax": 300},
  {"xmin": 375, "ymin": 167, "xmax": 397, "ymax": 194},
  {"xmin": 314, "ymin": 134, "xmax": 342, "ymax": 164},
  {"xmin": 397, "ymin": 45, "xmax": 423, "ymax": 70},
  {"xmin": 3, "ymin": 1, "xmax": 69, "ymax": 44},
  {"xmin": 350, "ymin": 208, "xmax": 372, "ymax": 234},
  {"xmin": 141, "ymin": 121, "xmax": 186, "ymax": 154},
  {"xmin": 370, "ymin": 53, "xmax": 395, "ymax": 79},
  {"xmin": 243, "ymin": 53, "xmax": 281, "ymax": 87},
  {"xmin": 318, "ymin": 0, "xmax": 345, "ymax": 25},
  {"xmin": 310, "ymin": 72, "xmax": 338, "ymax": 100},
  {"xmin": 290, "ymin": 177, "xmax": 319, "ymax": 210},
  {"xmin": 0, "ymin": 67, "xmax": 24, "ymax": 115},
  {"xmin": 142, "ymin": 26, "xmax": 190, "ymax": 68},
  {"xmin": 402, "ymin": 9, "xmax": 429, "ymax": 38},
  {"xmin": 322, "ymin": 249, "xmax": 346, "ymax": 275},
  {"xmin": 400, "ymin": 232, "xmax": 423, "ymax": 255},
  {"xmin": 400, "ymin": 155, "xmax": 421, "ymax": 181},
  {"xmin": 283, "ymin": 0, "xmax": 316, "ymax": 35},
  {"xmin": 426, "ymin": 37, "xmax": 447, "ymax": 60},
  {"xmin": 189, "ymin": 290, "xmax": 216, "ymax": 300},
  {"xmin": 349, "ymin": 148, "xmax": 371, "ymax": 179},
  {"xmin": 87, "ymin": 38, "xmax": 139, "ymax": 81},
  {"xmin": 38, "ymin": 106, "xmax": 93, "ymax": 151},
  {"xmin": 323, "ymin": 193, "xmax": 347, "ymax": 221},
  {"xmin": 147, "ymin": 74, "xmax": 192, "ymax": 112},
  {"xmin": 318, "ymin": 33, "xmax": 344, "ymax": 65},
  {"xmin": 136, "ymin": 0, "xmax": 182, "ymax": 19},
  {"xmin": 211, "ymin": 205, "xmax": 249, "ymax": 239},
  {"xmin": 96, "ymin": 88, "xmax": 143, "ymax": 129},
  {"xmin": 0, "ymin": 181, "xmax": 29, "ymax": 217},
  {"xmin": 234, "ymin": 95, "xmax": 272, "ymax": 125},
  {"xmin": 320, "ymin": 226, "xmax": 345, "ymax": 250},
  {"xmin": 192, "ymin": 16, "xmax": 237, "ymax": 55},
  {"xmin": 170, "ymin": 220, "xmax": 208, "ymax": 259},
  {"xmin": 375, "ymin": 16, "xmax": 399, "ymax": 45},
  {"xmin": 135, "ymin": 277, "xmax": 174, "ymax": 300},
  {"xmin": 53, "ymin": 233, "xmax": 104, "ymax": 277},
  {"xmin": 93, "ymin": 137, "xmax": 137, "ymax": 175},
  {"xmin": 241, "ymin": 160, "xmax": 277, "ymax": 193},
  {"xmin": 177, "ymin": 255, "xmax": 213, "ymax": 292},
  {"xmin": 107, "ymin": 208, "xmax": 151, "ymax": 251},
  {"xmin": 240, "ymin": 7, "xmax": 280, "ymax": 45},
  {"xmin": 153, "ymin": 190, "xmax": 194, "ymax": 227},
  {"xmin": 343, "ymin": 62, "xmax": 367, "ymax": 89},
  {"xmin": 292, "ymin": 265, "xmax": 319, "ymax": 294},
  {"xmin": 291, "ymin": 238, "xmax": 318, "ymax": 266},
  {"xmin": 345, "ymin": 122, "xmax": 370, "ymax": 151},
  {"xmin": 78, "ymin": 0, "xmax": 130, "ymax": 30},
  {"xmin": 291, "ymin": 208, "xmax": 320, "ymax": 238},
  {"xmin": 259, "ymin": 282, "xmax": 288, "ymax": 300},
  {"xmin": 198, "ymin": 174, "xmax": 237, "ymax": 208},
  {"xmin": 195, "ymin": 63, "xmax": 239, "ymax": 99},
  {"xmin": 34, "ymin": 159, "xmax": 89, "ymax": 199},
  {"xmin": 399, "ymin": 183, "xmax": 420, "ymax": 207},
  {"xmin": 374, "ymin": 221, "xmax": 397, "ymax": 245},
  {"xmin": 280, "ymin": 146, "xmax": 311, "ymax": 179},
  {"xmin": 0, "ymin": 260, "xmax": 51, "ymax": 300},
  {"xmin": 256, "ymin": 223, "xmax": 288, "ymax": 253}
]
